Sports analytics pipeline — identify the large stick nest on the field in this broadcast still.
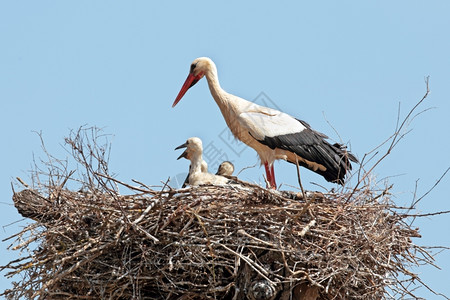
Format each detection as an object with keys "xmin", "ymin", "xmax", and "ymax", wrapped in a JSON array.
[{"xmin": 1, "ymin": 123, "xmax": 445, "ymax": 299}]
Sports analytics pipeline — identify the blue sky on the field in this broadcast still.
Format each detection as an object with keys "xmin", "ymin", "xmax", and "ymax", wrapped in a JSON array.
[{"xmin": 1, "ymin": 1, "xmax": 450, "ymax": 298}]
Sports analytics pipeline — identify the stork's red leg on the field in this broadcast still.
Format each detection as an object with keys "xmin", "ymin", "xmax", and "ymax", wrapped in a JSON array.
[
  {"xmin": 264, "ymin": 162, "xmax": 273, "ymax": 188},
  {"xmin": 264, "ymin": 162, "xmax": 277, "ymax": 189},
  {"xmin": 270, "ymin": 164, "xmax": 277, "ymax": 189}
]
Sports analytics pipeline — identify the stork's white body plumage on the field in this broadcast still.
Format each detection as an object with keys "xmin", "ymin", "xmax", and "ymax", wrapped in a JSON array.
[
  {"xmin": 173, "ymin": 57, "xmax": 357, "ymax": 188},
  {"xmin": 181, "ymin": 160, "xmax": 208, "ymax": 188},
  {"xmin": 176, "ymin": 137, "xmax": 229, "ymax": 186},
  {"xmin": 190, "ymin": 168, "xmax": 229, "ymax": 186}
]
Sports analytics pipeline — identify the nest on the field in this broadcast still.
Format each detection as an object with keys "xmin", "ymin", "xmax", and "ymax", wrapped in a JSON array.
[{"xmin": 0, "ymin": 127, "xmax": 442, "ymax": 299}]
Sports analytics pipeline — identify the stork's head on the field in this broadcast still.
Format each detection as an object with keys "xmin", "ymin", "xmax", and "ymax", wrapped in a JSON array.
[
  {"xmin": 172, "ymin": 57, "xmax": 215, "ymax": 107},
  {"xmin": 216, "ymin": 161, "xmax": 234, "ymax": 176},
  {"xmin": 175, "ymin": 137, "xmax": 203, "ymax": 160}
]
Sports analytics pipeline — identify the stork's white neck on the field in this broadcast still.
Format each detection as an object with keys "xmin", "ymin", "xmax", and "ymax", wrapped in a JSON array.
[
  {"xmin": 202, "ymin": 61, "xmax": 256, "ymax": 143},
  {"xmin": 204, "ymin": 68, "xmax": 228, "ymax": 106},
  {"xmin": 190, "ymin": 153, "xmax": 204, "ymax": 174},
  {"xmin": 203, "ymin": 61, "xmax": 252, "ymax": 114},
  {"xmin": 203, "ymin": 66, "xmax": 242, "ymax": 132}
]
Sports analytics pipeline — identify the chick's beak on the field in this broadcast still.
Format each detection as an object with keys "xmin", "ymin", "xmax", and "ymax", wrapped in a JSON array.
[{"xmin": 175, "ymin": 142, "xmax": 188, "ymax": 160}]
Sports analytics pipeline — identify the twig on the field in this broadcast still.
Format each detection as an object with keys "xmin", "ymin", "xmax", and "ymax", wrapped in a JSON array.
[
  {"xmin": 217, "ymin": 243, "xmax": 276, "ymax": 286},
  {"xmin": 348, "ymin": 77, "xmax": 431, "ymax": 201},
  {"xmin": 411, "ymin": 167, "xmax": 450, "ymax": 208},
  {"xmin": 95, "ymin": 172, "xmax": 156, "ymax": 194},
  {"xmin": 16, "ymin": 177, "xmax": 30, "ymax": 188},
  {"xmin": 404, "ymin": 210, "xmax": 450, "ymax": 218},
  {"xmin": 295, "ymin": 155, "xmax": 306, "ymax": 198},
  {"xmin": 237, "ymin": 229, "xmax": 277, "ymax": 247},
  {"xmin": 294, "ymin": 193, "xmax": 317, "ymax": 221},
  {"xmin": 236, "ymin": 163, "xmax": 258, "ymax": 177}
]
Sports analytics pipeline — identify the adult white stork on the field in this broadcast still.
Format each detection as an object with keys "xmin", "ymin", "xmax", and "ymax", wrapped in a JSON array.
[
  {"xmin": 176, "ymin": 137, "xmax": 229, "ymax": 186},
  {"xmin": 172, "ymin": 57, "xmax": 357, "ymax": 188}
]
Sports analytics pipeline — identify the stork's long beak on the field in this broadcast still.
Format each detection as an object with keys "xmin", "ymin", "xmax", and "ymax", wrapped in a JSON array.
[
  {"xmin": 175, "ymin": 142, "xmax": 187, "ymax": 151},
  {"xmin": 177, "ymin": 150, "xmax": 188, "ymax": 160},
  {"xmin": 175, "ymin": 142, "xmax": 188, "ymax": 160},
  {"xmin": 172, "ymin": 73, "xmax": 202, "ymax": 107}
]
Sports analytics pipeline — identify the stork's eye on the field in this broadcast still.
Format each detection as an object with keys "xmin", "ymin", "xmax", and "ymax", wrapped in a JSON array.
[{"xmin": 190, "ymin": 63, "xmax": 197, "ymax": 73}]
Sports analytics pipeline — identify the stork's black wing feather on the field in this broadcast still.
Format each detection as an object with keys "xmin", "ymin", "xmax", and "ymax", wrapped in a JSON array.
[{"xmin": 257, "ymin": 119, "xmax": 357, "ymax": 184}]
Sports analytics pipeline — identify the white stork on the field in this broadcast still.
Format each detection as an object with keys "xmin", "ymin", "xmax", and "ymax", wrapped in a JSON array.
[
  {"xmin": 179, "ymin": 158, "xmax": 208, "ymax": 188},
  {"xmin": 172, "ymin": 57, "xmax": 357, "ymax": 188},
  {"xmin": 216, "ymin": 161, "xmax": 234, "ymax": 176},
  {"xmin": 175, "ymin": 137, "xmax": 229, "ymax": 186}
]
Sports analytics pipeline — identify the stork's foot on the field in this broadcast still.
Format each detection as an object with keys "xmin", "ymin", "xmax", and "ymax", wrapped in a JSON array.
[
  {"xmin": 267, "ymin": 183, "xmax": 277, "ymax": 190},
  {"xmin": 265, "ymin": 184, "xmax": 276, "ymax": 190}
]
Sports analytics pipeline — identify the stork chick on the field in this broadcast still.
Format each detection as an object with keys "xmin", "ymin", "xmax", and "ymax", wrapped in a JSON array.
[
  {"xmin": 180, "ymin": 159, "xmax": 208, "ymax": 188},
  {"xmin": 216, "ymin": 161, "xmax": 234, "ymax": 176},
  {"xmin": 175, "ymin": 137, "xmax": 229, "ymax": 186}
]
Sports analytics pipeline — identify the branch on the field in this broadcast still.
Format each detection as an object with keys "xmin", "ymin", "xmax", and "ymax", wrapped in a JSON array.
[{"xmin": 348, "ymin": 77, "xmax": 431, "ymax": 200}]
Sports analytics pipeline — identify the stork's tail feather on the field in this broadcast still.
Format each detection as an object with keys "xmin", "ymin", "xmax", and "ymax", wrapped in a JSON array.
[
  {"xmin": 332, "ymin": 143, "xmax": 358, "ymax": 164},
  {"xmin": 328, "ymin": 143, "xmax": 358, "ymax": 185},
  {"xmin": 287, "ymin": 142, "xmax": 357, "ymax": 185}
]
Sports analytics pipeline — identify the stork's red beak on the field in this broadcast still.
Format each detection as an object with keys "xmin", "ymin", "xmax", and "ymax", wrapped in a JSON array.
[{"xmin": 172, "ymin": 73, "xmax": 203, "ymax": 107}]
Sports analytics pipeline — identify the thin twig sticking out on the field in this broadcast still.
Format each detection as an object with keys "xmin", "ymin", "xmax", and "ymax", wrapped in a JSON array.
[
  {"xmin": 95, "ymin": 172, "xmax": 157, "ymax": 194},
  {"xmin": 348, "ymin": 77, "xmax": 431, "ymax": 201},
  {"xmin": 294, "ymin": 155, "xmax": 317, "ymax": 220},
  {"xmin": 295, "ymin": 155, "xmax": 305, "ymax": 198}
]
